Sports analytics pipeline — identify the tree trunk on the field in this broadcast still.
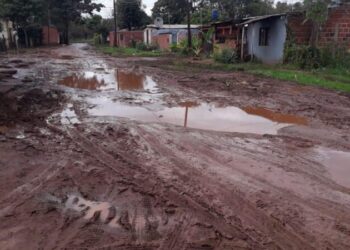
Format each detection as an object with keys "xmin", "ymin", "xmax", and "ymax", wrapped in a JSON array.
[
  {"xmin": 309, "ymin": 21, "xmax": 319, "ymax": 48},
  {"xmin": 23, "ymin": 28, "xmax": 29, "ymax": 48},
  {"xmin": 64, "ymin": 21, "xmax": 70, "ymax": 45}
]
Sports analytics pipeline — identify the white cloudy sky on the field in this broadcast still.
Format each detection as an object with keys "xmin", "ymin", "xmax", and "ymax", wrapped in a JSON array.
[{"xmin": 94, "ymin": 0, "xmax": 301, "ymax": 18}]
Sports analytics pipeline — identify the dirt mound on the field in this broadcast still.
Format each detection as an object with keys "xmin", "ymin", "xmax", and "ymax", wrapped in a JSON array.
[{"xmin": 0, "ymin": 88, "xmax": 63, "ymax": 126}]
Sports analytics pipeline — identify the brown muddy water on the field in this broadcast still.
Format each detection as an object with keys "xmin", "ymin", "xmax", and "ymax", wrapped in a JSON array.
[
  {"xmin": 316, "ymin": 148, "xmax": 350, "ymax": 189},
  {"xmin": 59, "ymin": 70, "xmax": 159, "ymax": 93},
  {"xmin": 87, "ymin": 97, "xmax": 306, "ymax": 135}
]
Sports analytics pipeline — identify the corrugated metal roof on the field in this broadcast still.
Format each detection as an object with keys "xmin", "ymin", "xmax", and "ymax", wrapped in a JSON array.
[
  {"xmin": 146, "ymin": 24, "xmax": 200, "ymax": 29},
  {"xmin": 237, "ymin": 13, "xmax": 286, "ymax": 26}
]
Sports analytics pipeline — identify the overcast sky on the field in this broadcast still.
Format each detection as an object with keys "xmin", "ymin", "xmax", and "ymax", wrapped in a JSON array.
[{"xmin": 94, "ymin": 0, "xmax": 301, "ymax": 18}]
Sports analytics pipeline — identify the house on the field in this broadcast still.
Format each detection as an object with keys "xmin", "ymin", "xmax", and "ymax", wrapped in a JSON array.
[
  {"xmin": 109, "ymin": 29, "xmax": 144, "ymax": 47},
  {"xmin": 235, "ymin": 2, "xmax": 350, "ymax": 64},
  {"xmin": 203, "ymin": 20, "xmax": 241, "ymax": 51},
  {"xmin": 237, "ymin": 14, "xmax": 287, "ymax": 64},
  {"xmin": 144, "ymin": 18, "xmax": 200, "ymax": 50}
]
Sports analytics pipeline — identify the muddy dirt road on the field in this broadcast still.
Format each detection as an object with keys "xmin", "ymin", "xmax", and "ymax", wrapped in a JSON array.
[{"xmin": 0, "ymin": 44, "xmax": 350, "ymax": 249}]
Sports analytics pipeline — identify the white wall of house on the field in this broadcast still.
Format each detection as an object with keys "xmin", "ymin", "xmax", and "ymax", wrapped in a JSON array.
[{"xmin": 246, "ymin": 17, "xmax": 287, "ymax": 64}]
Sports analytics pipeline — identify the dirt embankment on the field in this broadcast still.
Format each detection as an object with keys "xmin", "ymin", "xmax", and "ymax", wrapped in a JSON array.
[{"xmin": 0, "ymin": 44, "xmax": 350, "ymax": 249}]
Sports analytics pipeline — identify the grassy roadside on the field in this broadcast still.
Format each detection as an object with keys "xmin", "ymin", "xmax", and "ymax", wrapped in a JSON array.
[
  {"xmin": 95, "ymin": 45, "xmax": 163, "ymax": 57},
  {"xmin": 173, "ymin": 60, "xmax": 350, "ymax": 93}
]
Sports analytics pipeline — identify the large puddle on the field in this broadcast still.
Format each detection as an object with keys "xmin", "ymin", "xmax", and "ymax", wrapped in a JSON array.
[
  {"xmin": 59, "ymin": 70, "xmax": 159, "ymax": 93},
  {"xmin": 87, "ymin": 98, "xmax": 306, "ymax": 135},
  {"xmin": 316, "ymin": 148, "xmax": 350, "ymax": 189}
]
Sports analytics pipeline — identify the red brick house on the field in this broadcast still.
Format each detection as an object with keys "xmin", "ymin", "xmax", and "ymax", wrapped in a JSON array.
[{"xmin": 109, "ymin": 30, "xmax": 143, "ymax": 47}]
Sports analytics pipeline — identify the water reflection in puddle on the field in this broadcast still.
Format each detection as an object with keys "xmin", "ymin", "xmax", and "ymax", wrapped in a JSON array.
[
  {"xmin": 88, "ymin": 98, "xmax": 305, "ymax": 135},
  {"xmin": 245, "ymin": 107, "xmax": 308, "ymax": 126},
  {"xmin": 59, "ymin": 69, "xmax": 159, "ymax": 93},
  {"xmin": 316, "ymin": 147, "xmax": 350, "ymax": 189}
]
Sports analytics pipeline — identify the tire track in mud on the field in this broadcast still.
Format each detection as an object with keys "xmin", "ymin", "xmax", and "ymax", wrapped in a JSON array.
[
  {"xmin": 132, "ymin": 125, "xmax": 317, "ymax": 250},
  {"xmin": 48, "ymin": 123, "xmax": 262, "ymax": 249},
  {"xmin": 135, "ymin": 124, "xmax": 350, "ymax": 249}
]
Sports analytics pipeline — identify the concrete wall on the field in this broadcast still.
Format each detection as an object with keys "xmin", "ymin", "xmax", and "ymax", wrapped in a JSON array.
[{"xmin": 246, "ymin": 17, "xmax": 287, "ymax": 64}]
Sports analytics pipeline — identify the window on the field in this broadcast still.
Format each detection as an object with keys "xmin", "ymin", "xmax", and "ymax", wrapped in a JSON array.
[
  {"xmin": 120, "ymin": 34, "xmax": 124, "ymax": 41},
  {"xmin": 259, "ymin": 27, "xmax": 269, "ymax": 46}
]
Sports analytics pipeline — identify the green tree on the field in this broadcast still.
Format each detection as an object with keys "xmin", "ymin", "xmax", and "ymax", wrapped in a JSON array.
[
  {"xmin": 152, "ymin": 0, "xmax": 188, "ymax": 24},
  {"xmin": 0, "ymin": 0, "xmax": 45, "ymax": 47},
  {"xmin": 304, "ymin": 0, "xmax": 330, "ymax": 47},
  {"xmin": 50, "ymin": 0, "xmax": 103, "ymax": 45},
  {"xmin": 117, "ymin": 0, "xmax": 151, "ymax": 30}
]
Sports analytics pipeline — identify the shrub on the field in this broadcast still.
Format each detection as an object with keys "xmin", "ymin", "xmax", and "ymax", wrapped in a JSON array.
[
  {"xmin": 284, "ymin": 43, "xmax": 350, "ymax": 69},
  {"xmin": 214, "ymin": 48, "xmax": 237, "ymax": 64},
  {"xmin": 136, "ymin": 42, "xmax": 147, "ymax": 51},
  {"xmin": 135, "ymin": 42, "xmax": 158, "ymax": 51},
  {"xmin": 93, "ymin": 33, "xmax": 101, "ymax": 46}
]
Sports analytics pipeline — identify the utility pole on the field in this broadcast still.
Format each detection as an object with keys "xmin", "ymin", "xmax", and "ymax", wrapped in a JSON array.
[
  {"xmin": 187, "ymin": 0, "xmax": 192, "ymax": 49},
  {"xmin": 113, "ymin": 0, "xmax": 118, "ymax": 47}
]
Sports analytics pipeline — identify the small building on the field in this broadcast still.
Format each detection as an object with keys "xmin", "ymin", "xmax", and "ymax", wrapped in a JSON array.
[
  {"xmin": 235, "ymin": 2, "xmax": 350, "ymax": 64},
  {"xmin": 237, "ymin": 14, "xmax": 287, "ymax": 64},
  {"xmin": 42, "ymin": 26, "xmax": 60, "ymax": 45},
  {"xmin": 109, "ymin": 29, "xmax": 144, "ymax": 47},
  {"xmin": 144, "ymin": 22, "xmax": 200, "ymax": 50}
]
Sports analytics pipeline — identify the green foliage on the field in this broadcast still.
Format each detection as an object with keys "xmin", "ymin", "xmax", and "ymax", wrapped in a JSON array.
[
  {"xmin": 117, "ymin": 0, "xmax": 151, "ymax": 30},
  {"xmin": 97, "ymin": 45, "xmax": 162, "ymax": 57},
  {"xmin": 304, "ymin": 0, "xmax": 330, "ymax": 25},
  {"xmin": 152, "ymin": 0, "xmax": 189, "ymax": 24},
  {"xmin": 93, "ymin": 33, "xmax": 101, "ymax": 45},
  {"xmin": 284, "ymin": 43, "xmax": 350, "ymax": 69},
  {"xmin": 214, "ymin": 48, "xmax": 237, "ymax": 64},
  {"xmin": 135, "ymin": 42, "xmax": 158, "ymax": 51}
]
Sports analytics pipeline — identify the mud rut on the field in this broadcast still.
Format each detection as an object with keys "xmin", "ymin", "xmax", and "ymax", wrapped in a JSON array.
[{"xmin": 0, "ymin": 44, "xmax": 350, "ymax": 249}]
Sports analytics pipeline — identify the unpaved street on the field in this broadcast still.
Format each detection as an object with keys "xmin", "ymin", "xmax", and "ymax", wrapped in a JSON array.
[{"xmin": 0, "ymin": 44, "xmax": 350, "ymax": 249}]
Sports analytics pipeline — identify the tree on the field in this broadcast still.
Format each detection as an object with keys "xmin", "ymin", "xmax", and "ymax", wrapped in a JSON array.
[
  {"xmin": 304, "ymin": 0, "xmax": 330, "ymax": 47},
  {"xmin": 50, "ymin": 0, "xmax": 103, "ymax": 45},
  {"xmin": 116, "ymin": 0, "xmax": 151, "ymax": 30},
  {"xmin": 0, "ymin": 0, "xmax": 45, "ymax": 47},
  {"xmin": 152, "ymin": 0, "xmax": 188, "ymax": 24}
]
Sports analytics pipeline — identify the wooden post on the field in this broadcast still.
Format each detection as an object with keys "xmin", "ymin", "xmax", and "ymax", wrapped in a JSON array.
[{"xmin": 241, "ymin": 26, "xmax": 245, "ymax": 61}]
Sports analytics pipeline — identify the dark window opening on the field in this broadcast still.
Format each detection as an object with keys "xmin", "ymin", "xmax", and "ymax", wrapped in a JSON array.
[
  {"xmin": 120, "ymin": 34, "xmax": 124, "ymax": 41},
  {"xmin": 259, "ymin": 27, "xmax": 269, "ymax": 46}
]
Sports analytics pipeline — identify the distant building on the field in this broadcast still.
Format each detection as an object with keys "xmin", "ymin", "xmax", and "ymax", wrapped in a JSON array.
[
  {"xmin": 202, "ymin": 2, "xmax": 349, "ymax": 64},
  {"xmin": 144, "ymin": 18, "xmax": 200, "ymax": 50}
]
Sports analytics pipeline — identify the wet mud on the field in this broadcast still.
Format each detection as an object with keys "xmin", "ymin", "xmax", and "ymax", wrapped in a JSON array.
[{"xmin": 0, "ymin": 43, "xmax": 350, "ymax": 249}]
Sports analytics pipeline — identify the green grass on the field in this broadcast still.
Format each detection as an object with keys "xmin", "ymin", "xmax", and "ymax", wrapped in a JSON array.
[
  {"xmin": 172, "ymin": 60, "xmax": 350, "ymax": 93},
  {"xmin": 96, "ymin": 45, "xmax": 163, "ymax": 57}
]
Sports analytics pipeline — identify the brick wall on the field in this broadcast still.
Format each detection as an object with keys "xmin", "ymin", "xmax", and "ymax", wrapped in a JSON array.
[
  {"xmin": 287, "ymin": 4, "xmax": 350, "ymax": 47},
  {"xmin": 319, "ymin": 5, "xmax": 350, "ymax": 46},
  {"xmin": 42, "ymin": 26, "xmax": 60, "ymax": 45},
  {"xmin": 109, "ymin": 31, "xmax": 143, "ymax": 47},
  {"xmin": 152, "ymin": 34, "xmax": 171, "ymax": 50}
]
